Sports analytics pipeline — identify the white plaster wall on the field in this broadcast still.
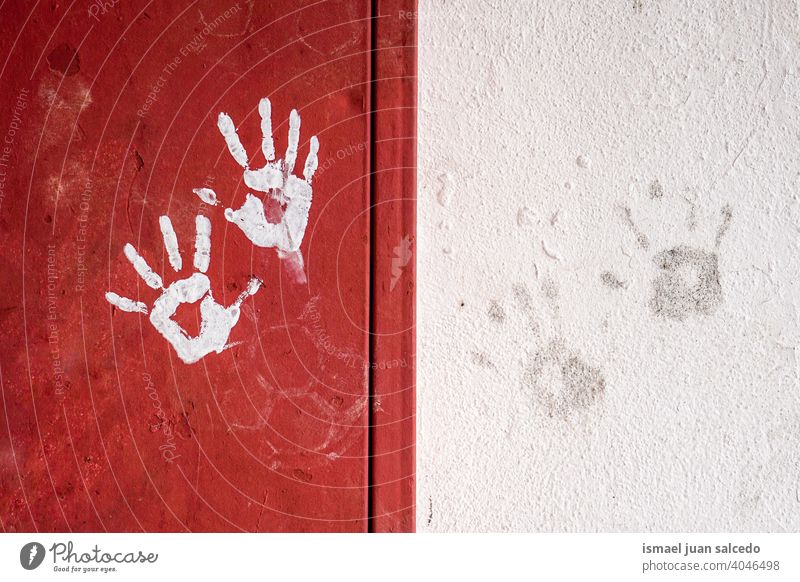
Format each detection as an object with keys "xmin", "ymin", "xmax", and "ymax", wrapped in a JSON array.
[{"xmin": 417, "ymin": 0, "xmax": 800, "ymax": 531}]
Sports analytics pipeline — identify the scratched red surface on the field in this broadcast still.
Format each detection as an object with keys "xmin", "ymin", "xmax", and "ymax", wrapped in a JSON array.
[{"xmin": 0, "ymin": 0, "xmax": 416, "ymax": 532}]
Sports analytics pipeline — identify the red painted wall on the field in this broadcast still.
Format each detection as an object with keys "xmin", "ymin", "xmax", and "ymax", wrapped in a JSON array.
[{"xmin": 0, "ymin": 0, "xmax": 415, "ymax": 532}]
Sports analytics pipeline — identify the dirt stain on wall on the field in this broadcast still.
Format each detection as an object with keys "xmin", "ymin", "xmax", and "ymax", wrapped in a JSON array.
[
  {"xmin": 471, "ymin": 351, "xmax": 495, "ymax": 369},
  {"xmin": 512, "ymin": 283, "xmax": 540, "ymax": 335},
  {"xmin": 523, "ymin": 340, "xmax": 606, "ymax": 418},
  {"xmin": 610, "ymin": 199, "xmax": 732, "ymax": 321},
  {"xmin": 715, "ymin": 204, "xmax": 733, "ymax": 247},
  {"xmin": 649, "ymin": 179, "xmax": 664, "ymax": 199},
  {"xmin": 512, "ymin": 281, "xmax": 606, "ymax": 418},
  {"xmin": 649, "ymin": 246, "xmax": 722, "ymax": 320},
  {"xmin": 487, "ymin": 300, "xmax": 506, "ymax": 323},
  {"xmin": 618, "ymin": 205, "xmax": 650, "ymax": 250},
  {"xmin": 650, "ymin": 205, "xmax": 732, "ymax": 320},
  {"xmin": 600, "ymin": 271, "xmax": 627, "ymax": 290}
]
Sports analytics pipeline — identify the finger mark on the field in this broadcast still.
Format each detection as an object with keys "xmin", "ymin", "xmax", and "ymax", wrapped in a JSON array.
[
  {"xmin": 233, "ymin": 277, "xmax": 262, "ymax": 307},
  {"xmin": 303, "ymin": 136, "xmax": 319, "ymax": 183},
  {"xmin": 194, "ymin": 215, "xmax": 212, "ymax": 273},
  {"xmin": 277, "ymin": 249, "xmax": 307, "ymax": 284},
  {"xmin": 192, "ymin": 187, "xmax": 219, "ymax": 206},
  {"xmin": 280, "ymin": 178, "xmax": 313, "ymax": 252},
  {"xmin": 158, "ymin": 216, "xmax": 182, "ymax": 271},
  {"xmin": 258, "ymin": 97, "xmax": 275, "ymax": 161},
  {"xmin": 123, "ymin": 243, "xmax": 163, "ymax": 289},
  {"xmin": 284, "ymin": 109, "xmax": 301, "ymax": 175},
  {"xmin": 217, "ymin": 112, "xmax": 249, "ymax": 168},
  {"xmin": 105, "ymin": 291, "xmax": 148, "ymax": 314}
]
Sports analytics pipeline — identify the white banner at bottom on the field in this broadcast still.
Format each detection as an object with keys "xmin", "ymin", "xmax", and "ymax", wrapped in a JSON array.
[{"xmin": 1, "ymin": 533, "xmax": 797, "ymax": 581}]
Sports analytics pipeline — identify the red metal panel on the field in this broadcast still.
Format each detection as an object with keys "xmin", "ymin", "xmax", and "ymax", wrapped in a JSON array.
[
  {"xmin": 368, "ymin": 0, "xmax": 417, "ymax": 532},
  {"xmin": 0, "ymin": 0, "xmax": 415, "ymax": 533}
]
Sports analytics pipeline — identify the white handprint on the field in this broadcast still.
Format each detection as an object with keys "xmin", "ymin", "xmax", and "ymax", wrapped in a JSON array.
[
  {"xmin": 105, "ymin": 215, "xmax": 262, "ymax": 364},
  {"xmin": 196, "ymin": 97, "xmax": 319, "ymax": 261}
]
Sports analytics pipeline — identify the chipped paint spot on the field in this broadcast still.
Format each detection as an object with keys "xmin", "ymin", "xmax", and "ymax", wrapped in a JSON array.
[
  {"xmin": 47, "ymin": 43, "xmax": 80, "ymax": 76},
  {"xmin": 436, "ymin": 173, "xmax": 452, "ymax": 207},
  {"xmin": 517, "ymin": 206, "xmax": 534, "ymax": 227}
]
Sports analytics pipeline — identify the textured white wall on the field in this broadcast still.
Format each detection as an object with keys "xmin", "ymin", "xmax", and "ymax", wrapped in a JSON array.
[{"xmin": 417, "ymin": 0, "xmax": 800, "ymax": 531}]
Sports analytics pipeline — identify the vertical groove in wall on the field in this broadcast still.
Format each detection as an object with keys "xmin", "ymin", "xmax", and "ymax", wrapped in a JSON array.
[{"xmin": 367, "ymin": 0, "xmax": 378, "ymax": 533}]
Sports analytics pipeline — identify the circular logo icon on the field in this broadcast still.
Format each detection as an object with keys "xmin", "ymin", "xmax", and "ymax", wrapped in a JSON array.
[{"xmin": 20, "ymin": 542, "xmax": 46, "ymax": 570}]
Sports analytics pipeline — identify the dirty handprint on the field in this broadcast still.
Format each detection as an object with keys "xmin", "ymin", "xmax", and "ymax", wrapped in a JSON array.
[{"xmin": 605, "ymin": 184, "xmax": 733, "ymax": 321}]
